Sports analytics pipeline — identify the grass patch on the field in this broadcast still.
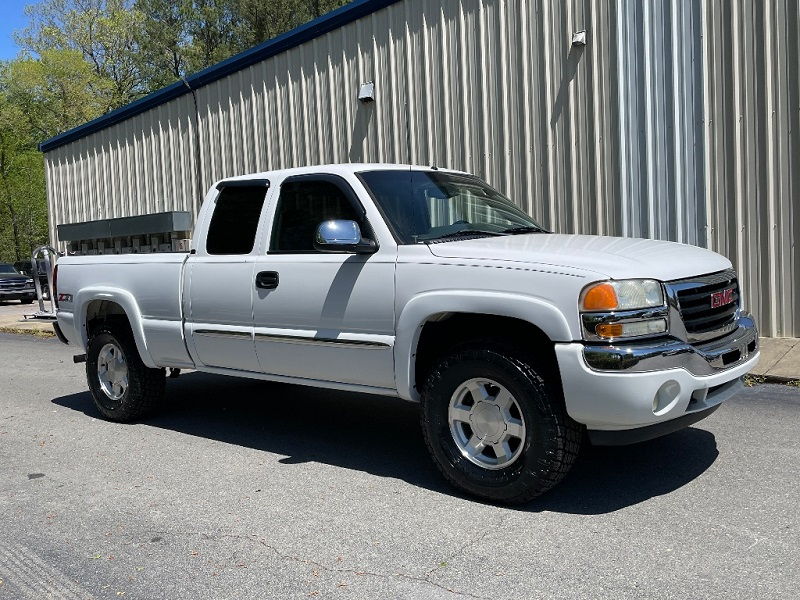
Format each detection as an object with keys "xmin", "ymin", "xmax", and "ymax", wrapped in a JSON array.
[
  {"xmin": 0, "ymin": 326, "xmax": 55, "ymax": 338},
  {"xmin": 744, "ymin": 373, "xmax": 800, "ymax": 388},
  {"xmin": 743, "ymin": 374, "xmax": 766, "ymax": 387}
]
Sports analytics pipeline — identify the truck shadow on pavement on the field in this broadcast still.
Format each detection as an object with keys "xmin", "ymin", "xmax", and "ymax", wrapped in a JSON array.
[{"xmin": 52, "ymin": 371, "xmax": 719, "ymax": 515}]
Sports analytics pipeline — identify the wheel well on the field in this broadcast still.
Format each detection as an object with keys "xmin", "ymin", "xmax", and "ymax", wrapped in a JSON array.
[
  {"xmin": 85, "ymin": 300, "xmax": 132, "ymax": 338},
  {"xmin": 413, "ymin": 313, "xmax": 559, "ymax": 392}
]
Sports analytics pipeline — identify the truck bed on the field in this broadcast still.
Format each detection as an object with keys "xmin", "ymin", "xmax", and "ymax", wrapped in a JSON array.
[{"xmin": 55, "ymin": 253, "xmax": 193, "ymax": 369}]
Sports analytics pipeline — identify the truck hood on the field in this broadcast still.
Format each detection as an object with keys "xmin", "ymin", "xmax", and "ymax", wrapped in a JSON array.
[{"xmin": 426, "ymin": 234, "xmax": 732, "ymax": 280}]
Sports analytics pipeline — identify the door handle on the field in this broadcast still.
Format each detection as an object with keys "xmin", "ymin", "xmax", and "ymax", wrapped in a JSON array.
[{"xmin": 255, "ymin": 271, "xmax": 279, "ymax": 289}]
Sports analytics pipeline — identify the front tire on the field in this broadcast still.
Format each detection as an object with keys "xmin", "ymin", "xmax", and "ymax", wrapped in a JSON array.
[
  {"xmin": 86, "ymin": 328, "xmax": 164, "ymax": 422},
  {"xmin": 420, "ymin": 346, "xmax": 581, "ymax": 504}
]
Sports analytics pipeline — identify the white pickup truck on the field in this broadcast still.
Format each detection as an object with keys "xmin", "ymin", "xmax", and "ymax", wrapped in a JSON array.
[{"xmin": 53, "ymin": 164, "xmax": 759, "ymax": 503}]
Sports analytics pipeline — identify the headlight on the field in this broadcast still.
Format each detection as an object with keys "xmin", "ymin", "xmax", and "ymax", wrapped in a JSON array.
[
  {"xmin": 580, "ymin": 279, "xmax": 667, "ymax": 341},
  {"xmin": 25, "ymin": 279, "xmax": 35, "ymax": 288},
  {"xmin": 580, "ymin": 279, "xmax": 664, "ymax": 311}
]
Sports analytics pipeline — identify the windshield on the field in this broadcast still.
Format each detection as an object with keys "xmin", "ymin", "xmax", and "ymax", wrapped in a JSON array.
[
  {"xmin": 358, "ymin": 170, "xmax": 545, "ymax": 244},
  {"xmin": 0, "ymin": 264, "xmax": 19, "ymax": 274}
]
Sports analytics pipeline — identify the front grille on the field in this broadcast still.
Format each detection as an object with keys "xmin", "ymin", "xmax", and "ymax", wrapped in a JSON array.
[
  {"xmin": 0, "ymin": 281, "xmax": 27, "ymax": 291},
  {"xmin": 668, "ymin": 270, "xmax": 739, "ymax": 342}
]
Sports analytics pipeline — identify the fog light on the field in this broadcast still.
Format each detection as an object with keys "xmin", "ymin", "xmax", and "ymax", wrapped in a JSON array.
[
  {"xmin": 595, "ymin": 318, "xmax": 667, "ymax": 339},
  {"xmin": 653, "ymin": 380, "xmax": 681, "ymax": 414}
]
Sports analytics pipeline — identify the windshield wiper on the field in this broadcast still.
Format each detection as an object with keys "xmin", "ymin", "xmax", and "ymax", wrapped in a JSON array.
[
  {"xmin": 421, "ymin": 228, "xmax": 505, "ymax": 242},
  {"xmin": 500, "ymin": 225, "xmax": 547, "ymax": 234}
]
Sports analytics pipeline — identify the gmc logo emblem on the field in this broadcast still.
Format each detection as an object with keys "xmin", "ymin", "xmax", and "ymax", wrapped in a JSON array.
[{"xmin": 710, "ymin": 288, "xmax": 735, "ymax": 308}]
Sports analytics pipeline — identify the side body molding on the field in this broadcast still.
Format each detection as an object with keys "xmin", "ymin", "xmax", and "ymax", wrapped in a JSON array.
[
  {"xmin": 394, "ymin": 290, "xmax": 572, "ymax": 401},
  {"xmin": 75, "ymin": 287, "xmax": 157, "ymax": 368}
]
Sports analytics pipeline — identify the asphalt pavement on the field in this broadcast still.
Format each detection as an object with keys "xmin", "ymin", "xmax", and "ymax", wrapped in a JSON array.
[{"xmin": 0, "ymin": 333, "xmax": 798, "ymax": 599}]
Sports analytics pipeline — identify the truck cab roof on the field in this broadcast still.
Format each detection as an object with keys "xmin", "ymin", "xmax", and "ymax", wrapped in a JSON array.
[{"xmin": 214, "ymin": 163, "xmax": 467, "ymax": 187}]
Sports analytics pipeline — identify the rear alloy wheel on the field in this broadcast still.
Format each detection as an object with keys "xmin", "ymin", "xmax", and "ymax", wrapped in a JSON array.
[
  {"xmin": 421, "ymin": 346, "xmax": 582, "ymax": 504},
  {"xmin": 86, "ymin": 328, "xmax": 164, "ymax": 422},
  {"xmin": 96, "ymin": 342, "xmax": 129, "ymax": 407}
]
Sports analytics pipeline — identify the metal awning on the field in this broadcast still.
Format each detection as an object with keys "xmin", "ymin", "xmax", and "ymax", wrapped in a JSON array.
[{"xmin": 56, "ymin": 211, "xmax": 192, "ymax": 242}]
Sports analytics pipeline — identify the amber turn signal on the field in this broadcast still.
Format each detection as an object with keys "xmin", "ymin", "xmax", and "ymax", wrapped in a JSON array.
[
  {"xmin": 582, "ymin": 283, "xmax": 619, "ymax": 311},
  {"xmin": 595, "ymin": 318, "xmax": 667, "ymax": 339},
  {"xmin": 595, "ymin": 323, "xmax": 624, "ymax": 338}
]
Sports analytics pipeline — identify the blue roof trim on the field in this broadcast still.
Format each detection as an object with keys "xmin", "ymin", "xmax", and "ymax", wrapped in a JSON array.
[{"xmin": 39, "ymin": 0, "xmax": 402, "ymax": 152}]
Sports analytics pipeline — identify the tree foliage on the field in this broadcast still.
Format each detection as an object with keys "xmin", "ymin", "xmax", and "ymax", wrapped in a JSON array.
[
  {"xmin": 0, "ymin": 0, "xmax": 348, "ymax": 262},
  {"xmin": 0, "ymin": 66, "xmax": 48, "ymax": 262}
]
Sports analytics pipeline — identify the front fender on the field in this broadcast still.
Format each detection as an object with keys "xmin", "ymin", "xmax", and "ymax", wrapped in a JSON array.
[
  {"xmin": 394, "ymin": 290, "xmax": 572, "ymax": 401},
  {"xmin": 75, "ymin": 287, "xmax": 157, "ymax": 368}
]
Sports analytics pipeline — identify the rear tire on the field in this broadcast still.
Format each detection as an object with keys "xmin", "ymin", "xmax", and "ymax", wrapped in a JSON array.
[
  {"xmin": 420, "ymin": 345, "xmax": 581, "ymax": 504},
  {"xmin": 86, "ymin": 328, "xmax": 164, "ymax": 422}
]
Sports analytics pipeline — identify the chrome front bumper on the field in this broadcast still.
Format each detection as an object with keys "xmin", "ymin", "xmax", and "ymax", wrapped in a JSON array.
[
  {"xmin": 0, "ymin": 290, "xmax": 36, "ymax": 299},
  {"xmin": 583, "ymin": 313, "xmax": 758, "ymax": 377}
]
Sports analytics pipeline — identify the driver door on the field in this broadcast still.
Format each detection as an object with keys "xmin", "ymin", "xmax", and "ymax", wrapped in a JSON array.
[{"xmin": 251, "ymin": 174, "xmax": 396, "ymax": 390}]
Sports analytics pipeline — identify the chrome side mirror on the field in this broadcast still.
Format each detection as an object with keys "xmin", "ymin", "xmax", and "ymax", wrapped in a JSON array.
[{"xmin": 314, "ymin": 220, "xmax": 377, "ymax": 254}]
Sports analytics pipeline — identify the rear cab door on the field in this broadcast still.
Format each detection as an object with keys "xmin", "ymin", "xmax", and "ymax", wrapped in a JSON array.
[{"xmin": 183, "ymin": 179, "xmax": 270, "ymax": 372}]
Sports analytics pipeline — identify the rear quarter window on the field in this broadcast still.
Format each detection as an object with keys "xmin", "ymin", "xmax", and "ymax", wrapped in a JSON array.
[{"xmin": 206, "ymin": 186, "xmax": 267, "ymax": 255}]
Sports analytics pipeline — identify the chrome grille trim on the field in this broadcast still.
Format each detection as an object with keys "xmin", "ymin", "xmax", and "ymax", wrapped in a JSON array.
[{"xmin": 665, "ymin": 269, "xmax": 740, "ymax": 343}]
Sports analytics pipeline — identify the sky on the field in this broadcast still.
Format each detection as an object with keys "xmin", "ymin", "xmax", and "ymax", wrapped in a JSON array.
[{"xmin": 0, "ymin": 0, "xmax": 28, "ymax": 60}]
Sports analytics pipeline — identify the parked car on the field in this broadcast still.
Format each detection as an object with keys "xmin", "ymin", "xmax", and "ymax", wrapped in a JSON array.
[
  {"xmin": 52, "ymin": 164, "xmax": 759, "ymax": 503},
  {"xmin": 0, "ymin": 263, "xmax": 37, "ymax": 304},
  {"xmin": 15, "ymin": 260, "xmax": 50, "ymax": 299}
]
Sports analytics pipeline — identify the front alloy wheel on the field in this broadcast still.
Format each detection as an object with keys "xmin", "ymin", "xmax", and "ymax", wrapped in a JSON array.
[
  {"xmin": 421, "ymin": 346, "xmax": 582, "ymax": 504},
  {"xmin": 448, "ymin": 378, "xmax": 526, "ymax": 470}
]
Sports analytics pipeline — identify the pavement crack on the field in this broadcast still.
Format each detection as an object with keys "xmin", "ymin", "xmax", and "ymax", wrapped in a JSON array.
[
  {"xmin": 149, "ymin": 530, "xmax": 493, "ymax": 599},
  {"xmin": 424, "ymin": 513, "xmax": 509, "ymax": 591},
  {"xmin": 431, "ymin": 513, "xmax": 507, "ymax": 573}
]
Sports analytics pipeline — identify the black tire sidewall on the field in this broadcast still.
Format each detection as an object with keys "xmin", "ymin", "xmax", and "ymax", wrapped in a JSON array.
[{"xmin": 422, "ymin": 349, "xmax": 569, "ymax": 502}]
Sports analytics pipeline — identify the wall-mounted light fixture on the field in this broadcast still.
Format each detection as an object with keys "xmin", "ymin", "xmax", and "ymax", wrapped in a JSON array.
[
  {"xmin": 572, "ymin": 30, "xmax": 587, "ymax": 47},
  {"xmin": 358, "ymin": 81, "xmax": 375, "ymax": 103}
]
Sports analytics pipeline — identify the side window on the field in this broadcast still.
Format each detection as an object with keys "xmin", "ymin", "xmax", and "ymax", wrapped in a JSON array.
[
  {"xmin": 270, "ymin": 179, "xmax": 363, "ymax": 253},
  {"xmin": 206, "ymin": 185, "xmax": 267, "ymax": 255}
]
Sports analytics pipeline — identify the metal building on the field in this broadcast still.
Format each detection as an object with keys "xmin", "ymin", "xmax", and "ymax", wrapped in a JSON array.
[{"xmin": 40, "ymin": 0, "xmax": 800, "ymax": 337}]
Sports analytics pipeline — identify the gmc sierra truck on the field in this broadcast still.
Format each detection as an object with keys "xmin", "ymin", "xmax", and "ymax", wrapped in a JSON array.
[{"xmin": 53, "ymin": 164, "xmax": 759, "ymax": 503}]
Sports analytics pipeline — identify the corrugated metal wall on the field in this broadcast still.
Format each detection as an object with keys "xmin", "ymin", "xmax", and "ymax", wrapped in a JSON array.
[
  {"xmin": 43, "ymin": 0, "xmax": 800, "ymax": 337},
  {"xmin": 45, "ymin": 94, "xmax": 199, "ymax": 239}
]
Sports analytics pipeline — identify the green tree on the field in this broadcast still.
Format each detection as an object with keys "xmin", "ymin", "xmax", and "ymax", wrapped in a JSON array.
[
  {"xmin": 16, "ymin": 0, "xmax": 145, "ymax": 106},
  {"xmin": 6, "ymin": 49, "xmax": 112, "ymax": 139},
  {"xmin": 133, "ymin": 0, "xmax": 190, "ymax": 88},
  {"xmin": 0, "ymin": 0, "xmax": 354, "ymax": 261},
  {"xmin": 0, "ymin": 66, "xmax": 48, "ymax": 262},
  {"xmin": 230, "ymin": 0, "xmax": 302, "ymax": 50},
  {"xmin": 183, "ymin": 0, "xmax": 237, "ymax": 72},
  {"xmin": 229, "ymin": 0, "xmax": 349, "ymax": 51},
  {"xmin": 301, "ymin": 0, "xmax": 348, "ymax": 19}
]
